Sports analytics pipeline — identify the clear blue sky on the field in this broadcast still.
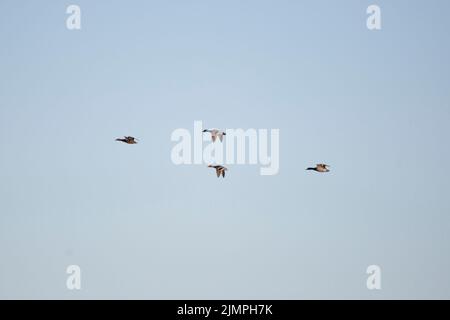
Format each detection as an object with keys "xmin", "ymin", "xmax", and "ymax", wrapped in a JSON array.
[{"xmin": 1, "ymin": 0, "xmax": 449, "ymax": 299}]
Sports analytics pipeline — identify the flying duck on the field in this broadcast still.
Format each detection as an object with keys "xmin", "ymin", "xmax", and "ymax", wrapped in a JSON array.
[
  {"xmin": 115, "ymin": 136, "xmax": 138, "ymax": 144},
  {"xmin": 203, "ymin": 129, "xmax": 226, "ymax": 142},
  {"xmin": 208, "ymin": 165, "xmax": 227, "ymax": 178},
  {"xmin": 306, "ymin": 164, "xmax": 330, "ymax": 173}
]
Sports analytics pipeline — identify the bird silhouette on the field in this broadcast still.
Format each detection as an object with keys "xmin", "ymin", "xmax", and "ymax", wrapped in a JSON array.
[
  {"xmin": 306, "ymin": 164, "xmax": 330, "ymax": 173},
  {"xmin": 115, "ymin": 136, "xmax": 138, "ymax": 144},
  {"xmin": 208, "ymin": 165, "xmax": 228, "ymax": 178}
]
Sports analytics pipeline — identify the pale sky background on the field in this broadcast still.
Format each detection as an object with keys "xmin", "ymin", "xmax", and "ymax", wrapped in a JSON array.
[{"xmin": 1, "ymin": 0, "xmax": 449, "ymax": 299}]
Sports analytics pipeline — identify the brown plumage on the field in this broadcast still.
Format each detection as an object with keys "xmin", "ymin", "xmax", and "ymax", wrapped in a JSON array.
[
  {"xmin": 208, "ymin": 165, "xmax": 227, "ymax": 178},
  {"xmin": 115, "ymin": 136, "xmax": 138, "ymax": 144},
  {"xmin": 306, "ymin": 164, "xmax": 330, "ymax": 173}
]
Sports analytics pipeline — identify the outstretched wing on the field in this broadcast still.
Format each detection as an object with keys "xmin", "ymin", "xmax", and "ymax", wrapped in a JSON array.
[{"xmin": 216, "ymin": 168, "xmax": 221, "ymax": 177}]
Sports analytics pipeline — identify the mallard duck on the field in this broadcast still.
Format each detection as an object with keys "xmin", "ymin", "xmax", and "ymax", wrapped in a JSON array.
[
  {"xmin": 208, "ymin": 165, "xmax": 227, "ymax": 178},
  {"xmin": 115, "ymin": 136, "xmax": 138, "ymax": 144},
  {"xmin": 306, "ymin": 164, "xmax": 330, "ymax": 172},
  {"xmin": 203, "ymin": 129, "xmax": 226, "ymax": 142}
]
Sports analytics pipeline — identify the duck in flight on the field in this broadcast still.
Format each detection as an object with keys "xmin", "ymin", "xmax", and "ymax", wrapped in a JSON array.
[
  {"xmin": 306, "ymin": 164, "xmax": 330, "ymax": 173},
  {"xmin": 208, "ymin": 165, "xmax": 227, "ymax": 178},
  {"xmin": 203, "ymin": 129, "xmax": 226, "ymax": 142},
  {"xmin": 115, "ymin": 136, "xmax": 138, "ymax": 144}
]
